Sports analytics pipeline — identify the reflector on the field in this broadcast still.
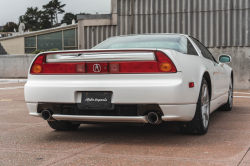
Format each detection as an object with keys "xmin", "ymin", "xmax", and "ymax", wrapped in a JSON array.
[{"xmin": 189, "ymin": 82, "xmax": 194, "ymax": 88}]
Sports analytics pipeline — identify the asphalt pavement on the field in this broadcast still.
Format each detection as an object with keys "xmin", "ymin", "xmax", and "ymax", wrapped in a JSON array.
[{"xmin": 0, "ymin": 82, "xmax": 250, "ymax": 166}]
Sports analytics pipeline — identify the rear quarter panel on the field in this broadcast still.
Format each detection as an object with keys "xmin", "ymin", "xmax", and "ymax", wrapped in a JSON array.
[{"xmin": 160, "ymin": 49, "xmax": 213, "ymax": 101}]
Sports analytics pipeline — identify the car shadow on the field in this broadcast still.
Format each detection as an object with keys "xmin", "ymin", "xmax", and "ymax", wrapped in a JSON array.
[{"xmin": 40, "ymin": 121, "xmax": 202, "ymax": 147}]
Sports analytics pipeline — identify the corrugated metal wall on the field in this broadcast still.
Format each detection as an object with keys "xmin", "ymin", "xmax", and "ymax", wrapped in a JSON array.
[
  {"xmin": 117, "ymin": 0, "xmax": 250, "ymax": 47},
  {"xmin": 84, "ymin": 25, "xmax": 117, "ymax": 49},
  {"xmin": 83, "ymin": 0, "xmax": 250, "ymax": 49}
]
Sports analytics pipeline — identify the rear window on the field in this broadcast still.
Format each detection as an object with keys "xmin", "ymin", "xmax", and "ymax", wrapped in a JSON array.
[{"xmin": 92, "ymin": 34, "xmax": 198, "ymax": 55}]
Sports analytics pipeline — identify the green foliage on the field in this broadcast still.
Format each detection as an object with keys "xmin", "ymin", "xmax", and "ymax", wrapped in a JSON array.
[
  {"xmin": 43, "ymin": 0, "xmax": 66, "ymax": 27},
  {"xmin": 49, "ymin": 48, "xmax": 59, "ymax": 51},
  {"xmin": 31, "ymin": 48, "xmax": 58, "ymax": 54},
  {"xmin": 19, "ymin": 0, "xmax": 66, "ymax": 30},
  {"xmin": 61, "ymin": 12, "xmax": 76, "ymax": 25},
  {"xmin": 30, "ymin": 49, "xmax": 44, "ymax": 54},
  {"xmin": 2, "ymin": 22, "xmax": 18, "ymax": 32},
  {"xmin": 61, "ymin": 12, "xmax": 90, "ymax": 25},
  {"xmin": 19, "ymin": 7, "xmax": 51, "ymax": 31}
]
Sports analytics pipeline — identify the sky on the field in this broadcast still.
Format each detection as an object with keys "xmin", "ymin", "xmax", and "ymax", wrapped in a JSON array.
[{"xmin": 0, "ymin": 0, "xmax": 111, "ymax": 26}]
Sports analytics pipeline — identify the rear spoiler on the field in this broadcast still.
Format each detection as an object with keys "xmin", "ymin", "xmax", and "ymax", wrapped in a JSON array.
[{"xmin": 46, "ymin": 51, "xmax": 156, "ymax": 62}]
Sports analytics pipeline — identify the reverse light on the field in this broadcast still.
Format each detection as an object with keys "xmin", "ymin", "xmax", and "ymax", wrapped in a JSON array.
[
  {"xmin": 109, "ymin": 63, "xmax": 119, "ymax": 73},
  {"xmin": 76, "ymin": 64, "xmax": 86, "ymax": 73}
]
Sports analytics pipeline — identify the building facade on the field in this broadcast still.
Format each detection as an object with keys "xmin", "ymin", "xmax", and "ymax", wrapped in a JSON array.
[
  {"xmin": 76, "ymin": 0, "xmax": 250, "ymax": 90},
  {"xmin": 0, "ymin": 24, "xmax": 78, "ymax": 55}
]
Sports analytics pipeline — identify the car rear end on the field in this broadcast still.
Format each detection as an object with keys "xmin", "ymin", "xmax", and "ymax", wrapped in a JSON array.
[{"xmin": 25, "ymin": 49, "xmax": 197, "ymax": 125}]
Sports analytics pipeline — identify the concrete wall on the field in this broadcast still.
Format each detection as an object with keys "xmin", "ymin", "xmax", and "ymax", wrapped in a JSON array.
[
  {"xmin": 0, "ymin": 55, "xmax": 35, "ymax": 78},
  {"xmin": 0, "ymin": 37, "xmax": 25, "ymax": 55},
  {"xmin": 209, "ymin": 47, "xmax": 250, "ymax": 90}
]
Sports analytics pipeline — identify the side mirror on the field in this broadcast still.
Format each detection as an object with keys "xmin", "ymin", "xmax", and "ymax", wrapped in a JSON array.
[{"xmin": 218, "ymin": 55, "xmax": 232, "ymax": 63}]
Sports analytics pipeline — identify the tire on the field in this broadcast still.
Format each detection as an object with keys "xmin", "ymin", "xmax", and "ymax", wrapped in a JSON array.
[
  {"xmin": 47, "ymin": 120, "xmax": 80, "ymax": 131},
  {"xmin": 178, "ymin": 78, "xmax": 210, "ymax": 135},
  {"xmin": 220, "ymin": 77, "xmax": 233, "ymax": 111}
]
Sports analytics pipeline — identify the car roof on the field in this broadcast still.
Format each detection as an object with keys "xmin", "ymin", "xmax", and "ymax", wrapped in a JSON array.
[{"xmin": 107, "ymin": 33, "xmax": 190, "ymax": 39}]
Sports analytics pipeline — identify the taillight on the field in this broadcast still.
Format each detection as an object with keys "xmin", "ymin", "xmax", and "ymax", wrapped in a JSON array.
[
  {"xmin": 109, "ymin": 51, "xmax": 177, "ymax": 73},
  {"xmin": 30, "ymin": 54, "xmax": 86, "ymax": 74},
  {"xmin": 30, "ymin": 55, "xmax": 44, "ymax": 74},
  {"xmin": 30, "ymin": 51, "xmax": 177, "ymax": 74},
  {"xmin": 155, "ymin": 51, "xmax": 177, "ymax": 73}
]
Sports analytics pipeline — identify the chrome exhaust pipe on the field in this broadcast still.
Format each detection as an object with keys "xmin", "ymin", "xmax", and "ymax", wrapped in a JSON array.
[
  {"xmin": 147, "ymin": 112, "xmax": 162, "ymax": 125},
  {"xmin": 41, "ymin": 110, "xmax": 55, "ymax": 121}
]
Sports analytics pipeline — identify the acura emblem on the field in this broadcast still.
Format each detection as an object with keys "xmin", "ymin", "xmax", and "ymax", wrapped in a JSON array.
[{"xmin": 93, "ymin": 64, "xmax": 101, "ymax": 72}]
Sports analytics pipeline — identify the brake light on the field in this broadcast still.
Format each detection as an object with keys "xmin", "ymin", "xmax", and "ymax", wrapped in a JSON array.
[
  {"xmin": 30, "ymin": 51, "xmax": 177, "ymax": 74},
  {"xmin": 30, "ymin": 54, "xmax": 86, "ymax": 74},
  {"xmin": 109, "ymin": 51, "xmax": 176, "ymax": 73},
  {"xmin": 155, "ymin": 51, "xmax": 177, "ymax": 73}
]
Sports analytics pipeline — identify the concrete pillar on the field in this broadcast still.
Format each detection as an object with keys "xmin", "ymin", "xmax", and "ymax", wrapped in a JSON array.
[{"xmin": 78, "ymin": 20, "xmax": 85, "ymax": 49}]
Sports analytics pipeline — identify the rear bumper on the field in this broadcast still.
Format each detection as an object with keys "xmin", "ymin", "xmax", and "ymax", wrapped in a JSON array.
[
  {"xmin": 27, "ymin": 103, "xmax": 196, "ymax": 122},
  {"xmin": 25, "ymin": 73, "xmax": 198, "ymax": 122},
  {"xmin": 25, "ymin": 73, "xmax": 199, "ymax": 105}
]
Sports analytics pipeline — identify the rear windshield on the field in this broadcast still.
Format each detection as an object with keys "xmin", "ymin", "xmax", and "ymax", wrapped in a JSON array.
[{"xmin": 92, "ymin": 34, "xmax": 198, "ymax": 55}]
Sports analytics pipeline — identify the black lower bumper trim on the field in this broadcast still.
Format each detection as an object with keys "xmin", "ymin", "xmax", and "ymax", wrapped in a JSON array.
[{"xmin": 37, "ymin": 103, "xmax": 163, "ymax": 117}]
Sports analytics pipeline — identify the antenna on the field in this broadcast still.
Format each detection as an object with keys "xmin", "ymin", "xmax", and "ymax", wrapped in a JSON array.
[{"xmin": 18, "ymin": 23, "xmax": 25, "ymax": 34}]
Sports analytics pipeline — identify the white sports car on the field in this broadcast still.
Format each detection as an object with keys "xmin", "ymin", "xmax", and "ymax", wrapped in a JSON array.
[{"xmin": 25, "ymin": 34, "xmax": 233, "ymax": 135}]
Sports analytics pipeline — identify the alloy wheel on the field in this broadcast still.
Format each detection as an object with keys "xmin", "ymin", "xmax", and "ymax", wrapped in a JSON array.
[{"xmin": 201, "ymin": 84, "xmax": 210, "ymax": 128}]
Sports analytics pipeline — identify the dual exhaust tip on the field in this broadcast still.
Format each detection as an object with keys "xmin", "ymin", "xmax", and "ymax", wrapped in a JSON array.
[{"xmin": 41, "ymin": 110, "xmax": 55, "ymax": 121}]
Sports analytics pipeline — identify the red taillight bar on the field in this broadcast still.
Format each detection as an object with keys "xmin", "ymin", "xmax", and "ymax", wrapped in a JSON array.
[{"xmin": 30, "ymin": 51, "xmax": 177, "ymax": 74}]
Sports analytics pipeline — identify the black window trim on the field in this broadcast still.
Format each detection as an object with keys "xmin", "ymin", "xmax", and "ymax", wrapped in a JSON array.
[
  {"xmin": 189, "ymin": 36, "xmax": 218, "ymax": 63},
  {"xmin": 186, "ymin": 36, "xmax": 199, "ymax": 56}
]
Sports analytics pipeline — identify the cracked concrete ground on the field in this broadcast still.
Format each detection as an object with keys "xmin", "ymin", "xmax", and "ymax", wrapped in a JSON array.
[{"xmin": 0, "ymin": 82, "xmax": 250, "ymax": 166}]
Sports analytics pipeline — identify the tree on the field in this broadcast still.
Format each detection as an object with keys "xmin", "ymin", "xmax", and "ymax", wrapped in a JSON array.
[
  {"xmin": 2, "ymin": 22, "xmax": 18, "ymax": 32},
  {"xmin": 43, "ymin": 0, "xmax": 66, "ymax": 27},
  {"xmin": 61, "ymin": 12, "xmax": 90, "ymax": 25},
  {"xmin": 42, "ymin": 1, "xmax": 55, "ymax": 28},
  {"xmin": 19, "ymin": 7, "xmax": 40, "ymax": 30},
  {"xmin": 38, "ymin": 11, "xmax": 51, "ymax": 29},
  {"xmin": 61, "ymin": 12, "xmax": 77, "ymax": 25},
  {"xmin": 19, "ymin": 7, "xmax": 51, "ymax": 31},
  {"xmin": 53, "ymin": 0, "xmax": 66, "ymax": 26}
]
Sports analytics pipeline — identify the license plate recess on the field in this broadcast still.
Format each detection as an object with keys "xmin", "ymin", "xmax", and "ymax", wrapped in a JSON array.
[{"xmin": 77, "ymin": 91, "xmax": 113, "ymax": 110}]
